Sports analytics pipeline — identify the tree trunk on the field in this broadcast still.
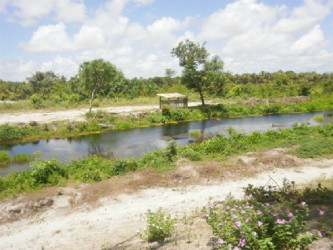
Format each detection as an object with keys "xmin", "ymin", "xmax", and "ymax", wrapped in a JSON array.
[
  {"xmin": 89, "ymin": 88, "xmax": 96, "ymax": 113},
  {"xmin": 198, "ymin": 86, "xmax": 205, "ymax": 106}
]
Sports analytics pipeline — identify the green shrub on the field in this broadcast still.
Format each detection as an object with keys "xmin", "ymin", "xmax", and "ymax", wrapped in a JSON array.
[
  {"xmin": 112, "ymin": 159, "xmax": 138, "ymax": 176},
  {"xmin": 313, "ymin": 115, "xmax": 324, "ymax": 122},
  {"xmin": 165, "ymin": 141, "xmax": 177, "ymax": 161},
  {"xmin": 140, "ymin": 208, "xmax": 176, "ymax": 243},
  {"xmin": 161, "ymin": 104, "xmax": 171, "ymax": 116},
  {"xmin": 0, "ymin": 151, "xmax": 10, "ymax": 167},
  {"xmin": 30, "ymin": 159, "xmax": 65, "ymax": 186},
  {"xmin": 291, "ymin": 138, "xmax": 333, "ymax": 158},
  {"xmin": 149, "ymin": 112, "xmax": 167, "ymax": 124},
  {"xmin": 180, "ymin": 148, "xmax": 202, "ymax": 161},
  {"xmin": 205, "ymin": 182, "xmax": 323, "ymax": 250},
  {"xmin": 67, "ymin": 156, "xmax": 113, "ymax": 182},
  {"xmin": 30, "ymin": 94, "xmax": 44, "ymax": 109}
]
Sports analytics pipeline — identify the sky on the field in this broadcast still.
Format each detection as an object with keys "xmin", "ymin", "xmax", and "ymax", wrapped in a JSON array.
[{"xmin": 0, "ymin": 0, "xmax": 332, "ymax": 82}]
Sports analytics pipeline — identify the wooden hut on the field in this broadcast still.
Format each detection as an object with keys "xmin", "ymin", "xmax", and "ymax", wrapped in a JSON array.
[{"xmin": 157, "ymin": 93, "xmax": 188, "ymax": 109}]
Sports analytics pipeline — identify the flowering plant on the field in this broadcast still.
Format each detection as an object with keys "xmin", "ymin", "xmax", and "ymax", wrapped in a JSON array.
[{"xmin": 204, "ymin": 189, "xmax": 323, "ymax": 249}]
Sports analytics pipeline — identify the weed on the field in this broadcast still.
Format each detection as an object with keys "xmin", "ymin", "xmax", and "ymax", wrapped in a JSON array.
[{"xmin": 140, "ymin": 208, "xmax": 177, "ymax": 243}]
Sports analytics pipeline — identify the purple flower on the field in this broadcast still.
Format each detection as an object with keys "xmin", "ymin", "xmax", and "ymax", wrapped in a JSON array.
[
  {"xmin": 252, "ymin": 231, "xmax": 257, "ymax": 236},
  {"xmin": 272, "ymin": 212, "xmax": 277, "ymax": 217},
  {"xmin": 300, "ymin": 201, "xmax": 306, "ymax": 206},
  {"xmin": 287, "ymin": 212, "xmax": 293, "ymax": 217},
  {"xmin": 276, "ymin": 219, "xmax": 286, "ymax": 225},
  {"xmin": 235, "ymin": 221, "xmax": 242, "ymax": 227},
  {"xmin": 258, "ymin": 221, "xmax": 263, "ymax": 227},
  {"xmin": 203, "ymin": 213, "xmax": 209, "ymax": 218},
  {"xmin": 257, "ymin": 210, "xmax": 262, "ymax": 215},
  {"xmin": 319, "ymin": 210, "xmax": 325, "ymax": 216},
  {"xmin": 238, "ymin": 237, "xmax": 246, "ymax": 247},
  {"xmin": 234, "ymin": 247, "xmax": 240, "ymax": 250},
  {"xmin": 232, "ymin": 214, "xmax": 238, "ymax": 220},
  {"xmin": 218, "ymin": 238, "xmax": 224, "ymax": 244},
  {"xmin": 317, "ymin": 230, "xmax": 322, "ymax": 237},
  {"xmin": 241, "ymin": 210, "xmax": 246, "ymax": 214}
]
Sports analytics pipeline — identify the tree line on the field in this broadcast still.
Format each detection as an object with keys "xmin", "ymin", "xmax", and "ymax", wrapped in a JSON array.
[{"xmin": 0, "ymin": 40, "xmax": 332, "ymax": 109}]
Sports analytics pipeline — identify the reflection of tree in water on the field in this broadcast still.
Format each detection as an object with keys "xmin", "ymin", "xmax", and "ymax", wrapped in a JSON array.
[{"xmin": 87, "ymin": 143, "xmax": 114, "ymax": 159}]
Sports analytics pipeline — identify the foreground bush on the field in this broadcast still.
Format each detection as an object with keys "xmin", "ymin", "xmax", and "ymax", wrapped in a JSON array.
[{"xmin": 204, "ymin": 181, "xmax": 328, "ymax": 249}]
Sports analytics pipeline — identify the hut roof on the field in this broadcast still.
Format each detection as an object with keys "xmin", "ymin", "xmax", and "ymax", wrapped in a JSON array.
[{"xmin": 157, "ymin": 93, "xmax": 186, "ymax": 99}]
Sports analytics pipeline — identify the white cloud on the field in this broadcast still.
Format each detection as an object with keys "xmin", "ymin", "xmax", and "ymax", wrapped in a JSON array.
[
  {"xmin": 199, "ymin": 0, "xmax": 284, "ymax": 40},
  {"xmin": 274, "ymin": 0, "xmax": 332, "ymax": 33},
  {"xmin": 0, "ymin": 59, "xmax": 36, "ymax": 81},
  {"xmin": 0, "ymin": 0, "xmax": 8, "ymax": 12},
  {"xmin": 9, "ymin": 0, "xmax": 54, "ymax": 26},
  {"xmin": 133, "ymin": 0, "xmax": 154, "ymax": 5},
  {"xmin": 21, "ymin": 23, "xmax": 73, "ymax": 52},
  {"xmin": 40, "ymin": 56, "xmax": 79, "ymax": 78},
  {"xmin": 74, "ymin": 25, "xmax": 106, "ymax": 49},
  {"xmin": 291, "ymin": 25, "xmax": 325, "ymax": 53},
  {"xmin": 55, "ymin": 0, "xmax": 86, "ymax": 23}
]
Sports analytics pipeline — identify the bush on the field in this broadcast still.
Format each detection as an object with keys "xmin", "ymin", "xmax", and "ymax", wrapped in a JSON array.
[
  {"xmin": 205, "ymin": 182, "xmax": 323, "ymax": 249},
  {"xmin": 30, "ymin": 159, "xmax": 66, "ymax": 186},
  {"xmin": 30, "ymin": 94, "xmax": 44, "ymax": 109},
  {"xmin": 112, "ymin": 159, "xmax": 138, "ymax": 176},
  {"xmin": 165, "ymin": 141, "xmax": 177, "ymax": 161},
  {"xmin": 140, "ymin": 208, "xmax": 176, "ymax": 243},
  {"xmin": 0, "ymin": 151, "xmax": 10, "ymax": 167},
  {"xmin": 180, "ymin": 148, "xmax": 202, "ymax": 161}
]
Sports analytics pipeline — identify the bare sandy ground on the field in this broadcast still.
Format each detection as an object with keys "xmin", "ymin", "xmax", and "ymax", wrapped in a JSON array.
[
  {"xmin": 0, "ymin": 150, "xmax": 332, "ymax": 250},
  {"xmin": 0, "ymin": 102, "xmax": 203, "ymax": 125}
]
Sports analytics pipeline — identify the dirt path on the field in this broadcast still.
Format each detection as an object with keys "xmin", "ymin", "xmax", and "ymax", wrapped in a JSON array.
[
  {"xmin": 0, "ymin": 102, "xmax": 203, "ymax": 125},
  {"xmin": 0, "ymin": 150, "xmax": 332, "ymax": 250}
]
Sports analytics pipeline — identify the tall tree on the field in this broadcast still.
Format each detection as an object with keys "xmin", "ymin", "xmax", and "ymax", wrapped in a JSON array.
[
  {"xmin": 79, "ymin": 59, "xmax": 124, "ymax": 112},
  {"xmin": 171, "ymin": 39, "xmax": 224, "ymax": 105},
  {"xmin": 27, "ymin": 71, "xmax": 60, "ymax": 96}
]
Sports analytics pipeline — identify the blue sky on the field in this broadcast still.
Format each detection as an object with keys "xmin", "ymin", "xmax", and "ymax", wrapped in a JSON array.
[{"xmin": 0, "ymin": 0, "xmax": 332, "ymax": 81}]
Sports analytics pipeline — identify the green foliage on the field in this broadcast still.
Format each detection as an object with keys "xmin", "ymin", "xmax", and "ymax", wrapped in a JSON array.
[
  {"xmin": 179, "ymin": 148, "xmax": 202, "ymax": 161},
  {"xmin": 30, "ymin": 94, "xmax": 45, "ymax": 109},
  {"xmin": 313, "ymin": 115, "xmax": 324, "ymax": 122},
  {"xmin": 291, "ymin": 138, "xmax": 333, "ymax": 158},
  {"xmin": 161, "ymin": 104, "xmax": 171, "ymax": 116},
  {"xmin": 165, "ymin": 141, "xmax": 177, "ymax": 161},
  {"xmin": 171, "ymin": 39, "xmax": 224, "ymax": 105},
  {"xmin": 205, "ymin": 181, "xmax": 324, "ymax": 250},
  {"xmin": 79, "ymin": 59, "xmax": 125, "ymax": 112},
  {"xmin": 139, "ymin": 150, "xmax": 175, "ymax": 172},
  {"xmin": 140, "ymin": 208, "xmax": 177, "ymax": 243},
  {"xmin": 0, "ymin": 151, "xmax": 10, "ymax": 167},
  {"xmin": 30, "ymin": 159, "xmax": 66, "ymax": 185},
  {"xmin": 67, "ymin": 156, "xmax": 113, "ymax": 182},
  {"xmin": 112, "ymin": 159, "xmax": 138, "ymax": 176}
]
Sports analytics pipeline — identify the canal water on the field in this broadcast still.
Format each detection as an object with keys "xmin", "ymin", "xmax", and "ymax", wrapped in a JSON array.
[{"xmin": 0, "ymin": 111, "xmax": 332, "ymax": 176}]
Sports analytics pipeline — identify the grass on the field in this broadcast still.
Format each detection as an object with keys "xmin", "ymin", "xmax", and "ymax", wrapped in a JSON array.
[{"xmin": 0, "ymin": 151, "xmax": 35, "ymax": 168}]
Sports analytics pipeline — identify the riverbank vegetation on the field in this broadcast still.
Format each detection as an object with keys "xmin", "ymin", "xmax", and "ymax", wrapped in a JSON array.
[
  {"xmin": 0, "ymin": 123, "xmax": 332, "ymax": 199},
  {"xmin": 0, "ymin": 151, "xmax": 36, "ymax": 168},
  {"xmin": 1, "ymin": 94, "xmax": 333, "ymax": 145}
]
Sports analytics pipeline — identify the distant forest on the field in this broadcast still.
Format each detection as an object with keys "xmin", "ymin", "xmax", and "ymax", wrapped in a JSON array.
[{"xmin": 1, "ymin": 70, "xmax": 332, "ymax": 107}]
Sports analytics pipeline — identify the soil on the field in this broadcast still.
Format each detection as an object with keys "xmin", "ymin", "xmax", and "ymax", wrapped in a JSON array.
[
  {"xmin": 0, "ymin": 102, "xmax": 203, "ymax": 125},
  {"xmin": 0, "ymin": 149, "xmax": 332, "ymax": 250}
]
